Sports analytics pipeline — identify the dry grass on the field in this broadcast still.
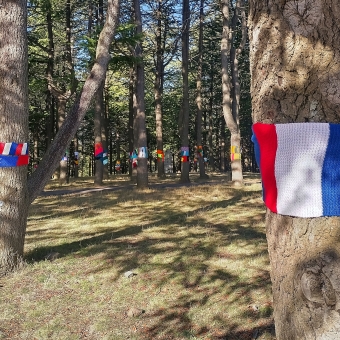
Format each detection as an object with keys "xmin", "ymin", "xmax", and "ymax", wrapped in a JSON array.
[{"xmin": 0, "ymin": 173, "xmax": 275, "ymax": 340}]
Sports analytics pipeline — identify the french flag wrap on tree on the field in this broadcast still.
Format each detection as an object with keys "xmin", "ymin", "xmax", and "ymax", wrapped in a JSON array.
[
  {"xmin": 252, "ymin": 122, "xmax": 340, "ymax": 218},
  {"xmin": 0, "ymin": 142, "xmax": 29, "ymax": 167}
]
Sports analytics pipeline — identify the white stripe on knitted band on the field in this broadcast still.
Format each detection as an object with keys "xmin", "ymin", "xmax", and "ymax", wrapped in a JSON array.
[
  {"xmin": 21, "ymin": 143, "xmax": 28, "ymax": 155},
  {"xmin": 275, "ymin": 123, "xmax": 330, "ymax": 218},
  {"xmin": 2, "ymin": 143, "xmax": 11, "ymax": 155}
]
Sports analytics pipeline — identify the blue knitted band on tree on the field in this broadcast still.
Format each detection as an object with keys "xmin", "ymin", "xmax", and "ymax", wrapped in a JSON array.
[
  {"xmin": 0, "ymin": 142, "xmax": 29, "ymax": 167},
  {"xmin": 252, "ymin": 122, "xmax": 340, "ymax": 218}
]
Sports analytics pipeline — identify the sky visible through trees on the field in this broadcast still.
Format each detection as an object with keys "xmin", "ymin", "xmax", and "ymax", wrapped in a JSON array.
[{"xmin": 27, "ymin": 0, "xmax": 253, "ymax": 179}]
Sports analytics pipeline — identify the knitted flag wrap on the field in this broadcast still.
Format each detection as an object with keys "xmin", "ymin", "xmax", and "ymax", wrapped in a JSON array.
[
  {"xmin": 0, "ymin": 142, "xmax": 29, "ymax": 167},
  {"xmin": 252, "ymin": 122, "xmax": 340, "ymax": 218}
]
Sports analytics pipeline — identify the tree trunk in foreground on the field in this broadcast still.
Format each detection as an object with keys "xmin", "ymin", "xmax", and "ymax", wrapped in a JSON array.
[
  {"xmin": 0, "ymin": 0, "xmax": 29, "ymax": 273},
  {"xmin": 249, "ymin": 1, "xmax": 340, "ymax": 338}
]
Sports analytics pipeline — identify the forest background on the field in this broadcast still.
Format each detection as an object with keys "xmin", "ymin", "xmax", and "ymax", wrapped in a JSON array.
[{"xmin": 27, "ymin": 0, "xmax": 253, "ymax": 183}]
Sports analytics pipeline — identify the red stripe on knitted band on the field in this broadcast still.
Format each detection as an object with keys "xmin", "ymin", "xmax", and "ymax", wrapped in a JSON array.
[
  {"xmin": 16, "ymin": 155, "xmax": 29, "ymax": 166},
  {"xmin": 0, "ymin": 143, "xmax": 5, "ymax": 154},
  {"xmin": 253, "ymin": 123, "xmax": 278, "ymax": 213},
  {"xmin": 15, "ymin": 144, "xmax": 23, "ymax": 155}
]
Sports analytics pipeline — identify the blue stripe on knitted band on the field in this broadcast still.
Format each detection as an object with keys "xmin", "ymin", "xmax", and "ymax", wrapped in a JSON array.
[
  {"xmin": 9, "ymin": 143, "xmax": 18, "ymax": 155},
  {"xmin": 322, "ymin": 124, "xmax": 340, "ymax": 216},
  {"xmin": 251, "ymin": 130, "xmax": 265, "ymax": 201},
  {"xmin": 0, "ymin": 155, "xmax": 29, "ymax": 167},
  {"xmin": 251, "ymin": 132, "xmax": 261, "ymax": 170}
]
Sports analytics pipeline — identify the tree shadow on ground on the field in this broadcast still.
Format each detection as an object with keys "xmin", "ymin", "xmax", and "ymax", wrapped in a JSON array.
[{"xmin": 24, "ymin": 182, "xmax": 273, "ymax": 339}]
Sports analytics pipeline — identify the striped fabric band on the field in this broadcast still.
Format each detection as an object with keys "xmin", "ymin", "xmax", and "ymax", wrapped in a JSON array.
[
  {"xmin": 0, "ymin": 143, "xmax": 28, "ymax": 155},
  {"xmin": 0, "ymin": 155, "xmax": 29, "ymax": 167},
  {"xmin": 252, "ymin": 123, "xmax": 340, "ymax": 217}
]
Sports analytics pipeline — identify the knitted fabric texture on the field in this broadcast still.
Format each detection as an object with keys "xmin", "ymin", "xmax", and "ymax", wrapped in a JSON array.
[
  {"xmin": 252, "ymin": 122, "xmax": 340, "ymax": 218},
  {"xmin": 0, "ymin": 142, "xmax": 29, "ymax": 167}
]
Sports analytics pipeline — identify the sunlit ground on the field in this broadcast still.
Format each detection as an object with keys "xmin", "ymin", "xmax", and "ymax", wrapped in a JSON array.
[{"xmin": 0, "ymin": 173, "xmax": 275, "ymax": 339}]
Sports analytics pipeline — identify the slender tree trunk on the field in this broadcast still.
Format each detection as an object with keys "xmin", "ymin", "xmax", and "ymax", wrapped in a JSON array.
[
  {"xmin": 57, "ymin": 96, "xmax": 69, "ymax": 184},
  {"xmin": 249, "ymin": 1, "xmax": 340, "ymax": 338},
  {"xmin": 0, "ymin": 0, "xmax": 29, "ymax": 273},
  {"xmin": 49, "ymin": 0, "xmax": 77, "ymax": 184},
  {"xmin": 94, "ymin": 81, "xmax": 104, "ymax": 185},
  {"xmin": 133, "ymin": 0, "xmax": 148, "ymax": 189},
  {"xmin": 220, "ymin": 116, "xmax": 226, "ymax": 172},
  {"xmin": 45, "ymin": 0, "xmax": 55, "ymax": 149},
  {"xmin": 196, "ymin": 0, "xmax": 208, "ymax": 179},
  {"xmin": 155, "ymin": 0, "xmax": 165, "ymax": 179},
  {"xmin": 93, "ymin": 0, "xmax": 105, "ymax": 186},
  {"xmin": 221, "ymin": 0, "xmax": 245, "ymax": 185},
  {"xmin": 128, "ymin": 67, "xmax": 136, "ymax": 178},
  {"xmin": 208, "ymin": 59, "xmax": 215, "ymax": 172},
  {"xmin": 103, "ymin": 82, "xmax": 109, "ymax": 179},
  {"xmin": 180, "ymin": 0, "xmax": 190, "ymax": 183}
]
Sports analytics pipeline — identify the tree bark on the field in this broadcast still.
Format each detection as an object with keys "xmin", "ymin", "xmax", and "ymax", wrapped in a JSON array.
[
  {"xmin": 221, "ymin": 0, "xmax": 245, "ymax": 185},
  {"xmin": 133, "ymin": 0, "xmax": 148, "ymax": 189},
  {"xmin": 93, "ymin": 0, "xmax": 106, "ymax": 186},
  {"xmin": 196, "ymin": 0, "xmax": 208, "ymax": 180},
  {"xmin": 94, "ymin": 81, "xmax": 104, "ymax": 186},
  {"xmin": 57, "ymin": 95, "xmax": 69, "ymax": 184},
  {"xmin": 0, "ymin": 0, "xmax": 29, "ymax": 272},
  {"xmin": 249, "ymin": 1, "xmax": 340, "ymax": 338},
  {"xmin": 179, "ymin": 0, "xmax": 190, "ymax": 183},
  {"xmin": 128, "ymin": 66, "xmax": 136, "ymax": 178},
  {"xmin": 155, "ymin": 0, "xmax": 165, "ymax": 179}
]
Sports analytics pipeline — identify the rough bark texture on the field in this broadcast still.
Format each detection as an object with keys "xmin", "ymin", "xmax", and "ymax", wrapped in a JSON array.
[
  {"xmin": 0, "ymin": 0, "xmax": 29, "ymax": 272},
  {"xmin": 221, "ymin": 0, "xmax": 245, "ymax": 185},
  {"xmin": 249, "ymin": 1, "xmax": 340, "ymax": 338}
]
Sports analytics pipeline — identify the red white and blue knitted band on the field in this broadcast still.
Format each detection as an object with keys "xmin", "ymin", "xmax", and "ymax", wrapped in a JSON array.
[
  {"xmin": 252, "ymin": 123, "xmax": 340, "ymax": 218},
  {"xmin": 0, "ymin": 142, "xmax": 29, "ymax": 167}
]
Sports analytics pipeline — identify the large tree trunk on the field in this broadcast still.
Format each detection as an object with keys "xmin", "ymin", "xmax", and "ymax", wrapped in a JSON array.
[
  {"xmin": 249, "ymin": 1, "xmax": 340, "ymax": 338},
  {"xmin": 0, "ymin": 0, "xmax": 29, "ymax": 272}
]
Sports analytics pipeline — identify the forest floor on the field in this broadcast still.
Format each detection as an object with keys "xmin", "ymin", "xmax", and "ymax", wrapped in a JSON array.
[{"xmin": 0, "ymin": 172, "xmax": 276, "ymax": 340}]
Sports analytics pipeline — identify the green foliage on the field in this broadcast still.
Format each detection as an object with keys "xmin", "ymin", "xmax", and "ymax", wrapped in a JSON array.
[{"xmin": 26, "ymin": 0, "xmax": 254, "ymax": 176}]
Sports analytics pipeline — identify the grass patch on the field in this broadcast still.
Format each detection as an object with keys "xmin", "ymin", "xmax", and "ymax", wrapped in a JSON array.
[{"xmin": 0, "ymin": 173, "xmax": 275, "ymax": 339}]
